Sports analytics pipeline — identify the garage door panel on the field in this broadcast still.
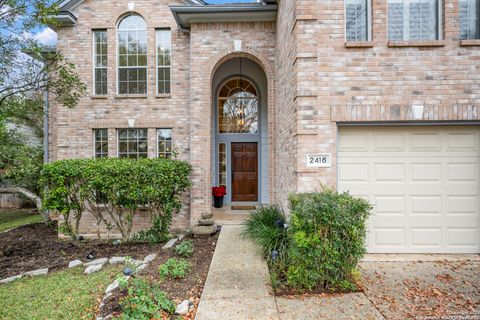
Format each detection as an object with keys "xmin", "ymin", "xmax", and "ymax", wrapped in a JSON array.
[
  {"xmin": 446, "ymin": 132, "xmax": 478, "ymax": 150},
  {"xmin": 373, "ymin": 163, "xmax": 405, "ymax": 182},
  {"xmin": 410, "ymin": 195, "xmax": 443, "ymax": 215},
  {"xmin": 338, "ymin": 132, "xmax": 369, "ymax": 151},
  {"xmin": 446, "ymin": 162, "xmax": 478, "ymax": 183},
  {"xmin": 446, "ymin": 195, "xmax": 479, "ymax": 216},
  {"xmin": 446, "ymin": 228, "xmax": 479, "ymax": 248},
  {"xmin": 373, "ymin": 195, "xmax": 406, "ymax": 216},
  {"xmin": 411, "ymin": 228, "xmax": 443, "ymax": 247},
  {"xmin": 373, "ymin": 133, "xmax": 406, "ymax": 151},
  {"xmin": 410, "ymin": 132, "xmax": 442, "ymax": 151},
  {"xmin": 338, "ymin": 163, "xmax": 369, "ymax": 183},
  {"xmin": 338, "ymin": 126, "xmax": 480, "ymax": 253},
  {"xmin": 410, "ymin": 163, "xmax": 442, "ymax": 182}
]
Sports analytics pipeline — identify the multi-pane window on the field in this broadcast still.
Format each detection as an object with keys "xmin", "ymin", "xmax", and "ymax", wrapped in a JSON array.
[
  {"xmin": 93, "ymin": 30, "xmax": 107, "ymax": 95},
  {"xmin": 218, "ymin": 78, "xmax": 258, "ymax": 134},
  {"xmin": 157, "ymin": 129, "xmax": 172, "ymax": 159},
  {"xmin": 156, "ymin": 29, "xmax": 171, "ymax": 94},
  {"xmin": 117, "ymin": 129, "xmax": 148, "ymax": 159},
  {"xmin": 460, "ymin": 0, "xmax": 480, "ymax": 39},
  {"xmin": 117, "ymin": 14, "xmax": 147, "ymax": 94},
  {"xmin": 388, "ymin": 0, "xmax": 440, "ymax": 40},
  {"xmin": 345, "ymin": 0, "xmax": 369, "ymax": 41},
  {"xmin": 94, "ymin": 128, "xmax": 108, "ymax": 158},
  {"xmin": 218, "ymin": 143, "xmax": 226, "ymax": 186}
]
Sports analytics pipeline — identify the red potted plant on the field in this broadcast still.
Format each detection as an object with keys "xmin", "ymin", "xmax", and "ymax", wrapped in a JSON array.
[{"xmin": 212, "ymin": 186, "xmax": 227, "ymax": 208}]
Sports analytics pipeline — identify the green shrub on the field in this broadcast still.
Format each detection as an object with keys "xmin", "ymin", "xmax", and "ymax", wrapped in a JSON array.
[
  {"xmin": 286, "ymin": 190, "xmax": 371, "ymax": 291},
  {"xmin": 117, "ymin": 278, "xmax": 175, "ymax": 319},
  {"xmin": 40, "ymin": 158, "xmax": 191, "ymax": 239},
  {"xmin": 158, "ymin": 258, "xmax": 191, "ymax": 281},
  {"xmin": 175, "ymin": 240, "xmax": 194, "ymax": 257},
  {"xmin": 241, "ymin": 206, "xmax": 289, "ymax": 262}
]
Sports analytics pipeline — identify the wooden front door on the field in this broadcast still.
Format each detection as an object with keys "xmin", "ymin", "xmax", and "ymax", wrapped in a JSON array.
[{"xmin": 231, "ymin": 142, "xmax": 258, "ymax": 202}]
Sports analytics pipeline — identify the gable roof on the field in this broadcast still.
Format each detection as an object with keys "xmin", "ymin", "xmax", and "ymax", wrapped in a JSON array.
[{"xmin": 50, "ymin": 0, "xmax": 276, "ymax": 30}]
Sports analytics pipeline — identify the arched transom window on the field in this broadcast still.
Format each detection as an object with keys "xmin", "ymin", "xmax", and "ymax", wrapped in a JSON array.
[
  {"xmin": 117, "ymin": 14, "xmax": 147, "ymax": 94},
  {"xmin": 218, "ymin": 78, "xmax": 258, "ymax": 134}
]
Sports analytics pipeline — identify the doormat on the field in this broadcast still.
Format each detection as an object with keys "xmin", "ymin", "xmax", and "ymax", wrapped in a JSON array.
[{"xmin": 231, "ymin": 205, "xmax": 256, "ymax": 210}]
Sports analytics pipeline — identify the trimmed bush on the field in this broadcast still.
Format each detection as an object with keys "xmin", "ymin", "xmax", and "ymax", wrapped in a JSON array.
[
  {"xmin": 242, "ymin": 189, "xmax": 371, "ymax": 293},
  {"xmin": 40, "ymin": 158, "xmax": 191, "ymax": 240},
  {"xmin": 286, "ymin": 190, "xmax": 371, "ymax": 291}
]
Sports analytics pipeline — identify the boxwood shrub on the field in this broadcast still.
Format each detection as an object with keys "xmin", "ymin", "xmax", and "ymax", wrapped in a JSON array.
[
  {"xmin": 243, "ymin": 189, "xmax": 371, "ymax": 292},
  {"xmin": 40, "ymin": 158, "xmax": 191, "ymax": 240}
]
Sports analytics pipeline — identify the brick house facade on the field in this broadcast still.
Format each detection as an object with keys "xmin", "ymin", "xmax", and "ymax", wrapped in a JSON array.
[{"xmin": 51, "ymin": 0, "xmax": 480, "ymax": 253}]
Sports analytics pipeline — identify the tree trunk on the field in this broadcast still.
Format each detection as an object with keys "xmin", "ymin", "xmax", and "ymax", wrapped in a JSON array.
[{"xmin": 0, "ymin": 187, "xmax": 49, "ymax": 221}]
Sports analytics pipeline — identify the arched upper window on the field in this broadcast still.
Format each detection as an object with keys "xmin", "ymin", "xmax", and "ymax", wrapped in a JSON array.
[
  {"xmin": 218, "ymin": 78, "xmax": 258, "ymax": 134},
  {"xmin": 117, "ymin": 14, "xmax": 147, "ymax": 94}
]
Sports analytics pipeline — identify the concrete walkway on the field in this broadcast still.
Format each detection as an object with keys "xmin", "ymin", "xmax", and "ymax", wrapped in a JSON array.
[
  {"xmin": 195, "ymin": 225, "xmax": 383, "ymax": 320},
  {"xmin": 195, "ymin": 225, "xmax": 279, "ymax": 320}
]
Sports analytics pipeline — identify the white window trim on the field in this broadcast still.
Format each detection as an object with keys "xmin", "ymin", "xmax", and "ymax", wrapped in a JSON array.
[
  {"xmin": 344, "ymin": 0, "xmax": 372, "ymax": 41},
  {"xmin": 92, "ymin": 30, "xmax": 107, "ymax": 95},
  {"xmin": 155, "ymin": 28, "xmax": 171, "ymax": 95},
  {"xmin": 156, "ymin": 128, "xmax": 173, "ymax": 158},
  {"xmin": 387, "ymin": 0, "xmax": 443, "ymax": 41},
  {"xmin": 93, "ymin": 128, "xmax": 108, "ymax": 158},
  {"xmin": 116, "ymin": 128, "xmax": 148, "ymax": 158},
  {"xmin": 116, "ymin": 15, "xmax": 148, "ymax": 95}
]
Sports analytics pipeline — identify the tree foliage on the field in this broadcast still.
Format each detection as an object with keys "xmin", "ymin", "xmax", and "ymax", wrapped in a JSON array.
[
  {"xmin": 40, "ymin": 158, "xmax": 192, "ymax": 239},
  {"xmin": 0, "ymin": 97, "xmax": 44, "ymax": 195},
  {"xmin": 0, "ymin": 0, "xmax": 86, "ymax": 109}
]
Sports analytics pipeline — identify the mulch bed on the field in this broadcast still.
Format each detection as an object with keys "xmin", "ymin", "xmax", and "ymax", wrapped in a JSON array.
[
  {"xmin": 99, "ymin": 233, "xmax": 219, "ymax": 319},
  {"xmin": 0, "ymin": 221, "xmax": 219, "ymax": 319}
]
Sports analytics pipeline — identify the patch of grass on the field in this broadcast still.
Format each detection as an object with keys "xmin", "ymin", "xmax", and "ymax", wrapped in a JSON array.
[
  {"xmin": 0, "ymin": 266, "xmax": 120, "ymax": 319},
  {"xmin": 0, "ymin": 209, "xmax": 43, "ymax": 232}
]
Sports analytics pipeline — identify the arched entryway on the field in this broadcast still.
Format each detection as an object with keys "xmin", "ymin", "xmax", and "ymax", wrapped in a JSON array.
[{"xmin": 211, "ymin": 57, "xmax": 269, "ymax": 205}]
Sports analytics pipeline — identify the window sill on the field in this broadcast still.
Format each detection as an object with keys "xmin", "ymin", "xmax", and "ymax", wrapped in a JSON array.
[
  {"xmin": 387, "ymin": 40, "xmax": 447, "ymax": 47},
  {"xmin": 91, "ymin": 95, "xmax": 108, "ymax": 99},
  {"xmin": 344, "ymin": 41, "xmax": 374, "ymax": 48},
  {"xmin": 155, "ymin": 94, "xmax": 172, "ymax": 98},
  {"xmin": 114, "ymin": 94, "xmax": 148, "ymax": 99},
  {"xmin": 460, "ymin": 39, "xmax": 480, "ymax": 46}
]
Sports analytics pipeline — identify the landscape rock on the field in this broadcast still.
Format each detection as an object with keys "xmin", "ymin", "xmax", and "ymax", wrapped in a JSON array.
[
  {"xmin": 105, "ymin": 280, "xmax": 119, "ymax": 294},
  {"xmin": 132, "ymin": 259, "xmax": 144, "ymax": 267},
  {"xmin": 109, "ymin": 257, "xmax": 125, "ymax": 264},
  {"xmin": 68, "ymin": 259, "xmax": 83, "ymax": 268},
  {"xmin": 162, "ymin": 238, "xmax": 177, "ymax": 250},
  {"xmin": 175, "ymin": 300, "xmax": 190, "ymax": 315},
  {"xmin": 192, "ymin": 224, "xmax": 217, "ymax": 236},
  {"xmin": 0, "ymin": 274, "xmax": 23, "ymax": 284},
  {"xmin": 143, "ymin": 253, "xmax": 157, "ymax": 264},
  {"xmin": 24, "ymin": 268, "xmax": 48, "ymax": 277},
  {"xmin": 85, "ymin": 264, "xmax": 103, "ymax": 274},
  {"xmin": 177, "ymin": 234, "xmax": 185, "ymax": 241},
  {"xmin": 135, "ymin": 264, "xmax": 147, "ymax": 273},
  {"xmin": 201, "ymin": 212, "xmax": 213, "ymax": 219},
  {"xmin": 85, "ymin": 258, "xmax": 108, "ymax": 266},
  {"xmin": 198, "ymin": 218, "xmax": 214, "ymax": 226}
]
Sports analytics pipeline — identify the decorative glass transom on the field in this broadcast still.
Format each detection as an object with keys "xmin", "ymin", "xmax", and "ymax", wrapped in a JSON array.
[{"xmin": 218, "ymin": 78, "xmax": 258, "ymax": 134}]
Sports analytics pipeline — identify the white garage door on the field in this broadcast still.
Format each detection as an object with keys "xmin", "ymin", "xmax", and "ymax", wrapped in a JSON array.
[{"xmin": 338, "ymin": 126, "xmax": 480, "ymax": 253}]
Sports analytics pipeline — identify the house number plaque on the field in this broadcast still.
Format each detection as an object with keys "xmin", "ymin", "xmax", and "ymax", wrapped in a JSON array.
[{"xmin": 306, "ymin": 154, "xmax": 331, "ymax": 167}]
